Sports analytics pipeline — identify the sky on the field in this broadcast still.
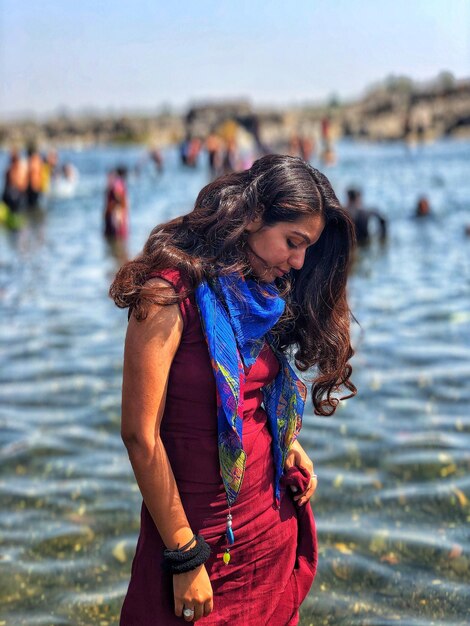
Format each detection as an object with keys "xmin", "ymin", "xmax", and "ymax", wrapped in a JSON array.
[{"xmin": 0, "ymin": 0, "xmax": 469, "ymax": 119}]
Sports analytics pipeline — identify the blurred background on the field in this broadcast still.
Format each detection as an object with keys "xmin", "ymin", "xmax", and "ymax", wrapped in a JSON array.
[{"xmin": 1, "ymin": 1, "xmax": 470, "ymax": 625}]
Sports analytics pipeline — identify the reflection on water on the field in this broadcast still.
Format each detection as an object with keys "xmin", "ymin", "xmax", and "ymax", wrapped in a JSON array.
[{"xmin": 1, "ymin": 141, "xmax": 470, "ymax": 625}]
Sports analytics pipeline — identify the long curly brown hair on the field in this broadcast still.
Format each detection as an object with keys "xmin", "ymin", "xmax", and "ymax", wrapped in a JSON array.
[{"xmin": 110, "ymin": 154, "xmax": 357, "ymax": 415}]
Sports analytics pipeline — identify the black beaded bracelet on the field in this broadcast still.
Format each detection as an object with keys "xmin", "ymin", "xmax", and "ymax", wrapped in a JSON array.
[{"xmin": 163, "ymin": 534, "xmax": 211, "ymax": 574}]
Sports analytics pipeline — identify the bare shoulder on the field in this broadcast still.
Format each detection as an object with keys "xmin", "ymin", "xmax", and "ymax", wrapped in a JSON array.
[{"xmin": 126, "ymin": 277, "xmax": 183, "ymax": 348}]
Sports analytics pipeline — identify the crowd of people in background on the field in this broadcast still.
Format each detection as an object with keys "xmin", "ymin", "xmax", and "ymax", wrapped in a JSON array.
[
  {"xmin": 1, "ymin": 146, "xmax": 77, "ymax": 217},
  {"xmin": 2, "ymin": 146, "xmax": 45, "ymax": 213},
  {"xmin": 3, "ymin": 136, "xmax": 467, "ymax": 262},
  {"xmin": 178, "ymin": 116, "xmax": 337, "ymax": 179},
  {"xmin": 179, "ymin": 133, "xmax": 250, "ymax": 178}
]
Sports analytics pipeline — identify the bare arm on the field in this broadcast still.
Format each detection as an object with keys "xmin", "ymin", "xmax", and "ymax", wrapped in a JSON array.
[{"xmin": 121, "ymin": 279, "xmax": 213, "ymax": 620}]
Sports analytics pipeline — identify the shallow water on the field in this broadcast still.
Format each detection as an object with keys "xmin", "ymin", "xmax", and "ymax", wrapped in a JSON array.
[{"xmin": 1, "ymin": 140, "xmax": 470, "ymax": 625}]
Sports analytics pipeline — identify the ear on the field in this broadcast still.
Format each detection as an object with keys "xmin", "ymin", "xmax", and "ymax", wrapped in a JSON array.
[{"xmin": 245, "ymin": 215, "xmax": 263, "ymax": 233}]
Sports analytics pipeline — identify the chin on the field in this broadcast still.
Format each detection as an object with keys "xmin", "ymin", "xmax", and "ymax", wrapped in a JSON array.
[{"xmin": 256, "ymin": 272, "xmax": 276, "ymax": 284}]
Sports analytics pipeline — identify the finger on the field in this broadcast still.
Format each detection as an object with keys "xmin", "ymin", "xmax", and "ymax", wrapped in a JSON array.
[
  {"xmin": 204, "ymin": 598, "xmax": 214, "ymax": 617},
  {"xmin": 295, "ymin": 491, "xmax": 309, "ymax": 505},
  {"xmin": 294, "ymin": 486, "xmax": 313, "ymax": 501},
  {"xmin": 296, "ymin": 478, "xmax": 318, "ymax": 505},
  {"xmin": 193, "ymin": 603, "xmax": 204, "ymax": 622},
  {"xmin": 183, "ymin": 606, "xmax": 195, "ymax": 622},
  {"xmin": 174, "ymin": 599, "xmax": 183, "ymax": 618},
  {"xmin": 300, "ymin": 486, "xmax": 316, "ymax": 505},
  {"xmin": 303, "ymin": 475, "xmax": 318, "ymax": 496}
]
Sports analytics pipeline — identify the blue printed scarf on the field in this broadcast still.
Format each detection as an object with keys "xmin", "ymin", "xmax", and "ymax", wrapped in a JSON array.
[{"xmin": 195, "ymin": 274, "xmax": 307, "ymax": 507}]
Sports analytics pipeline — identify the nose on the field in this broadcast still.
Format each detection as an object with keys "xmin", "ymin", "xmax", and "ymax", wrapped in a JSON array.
[{"xmin": 288, "ymin": 248, "xmax": 306, "ymax": 270}]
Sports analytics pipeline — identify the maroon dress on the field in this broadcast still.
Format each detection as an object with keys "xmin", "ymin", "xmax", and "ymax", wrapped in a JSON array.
[{"xmin": 120, "ymin": 269, "xmax": 317, "ymax": 625}]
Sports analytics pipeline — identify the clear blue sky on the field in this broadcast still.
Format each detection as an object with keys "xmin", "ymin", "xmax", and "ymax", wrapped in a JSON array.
[{"xmin": 0, "ymin": 0, "xmax": 469, "ymax": 119}]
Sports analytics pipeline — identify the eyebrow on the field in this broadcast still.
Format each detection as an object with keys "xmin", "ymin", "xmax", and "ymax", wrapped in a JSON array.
[{"xmin": 291, "ymin": 230, "xmax": 312, "ymax": 245}]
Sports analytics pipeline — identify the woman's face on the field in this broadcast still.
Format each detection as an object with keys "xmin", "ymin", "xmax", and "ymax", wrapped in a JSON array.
[{"xmin": 245, "ymin": 213, "xmax": 325, "ymax": 282}]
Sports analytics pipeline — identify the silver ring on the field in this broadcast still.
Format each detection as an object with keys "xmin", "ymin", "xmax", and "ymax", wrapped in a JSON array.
[{"xmin": 183, "ymin": 608, "xmax": 195, "ymax": 618}]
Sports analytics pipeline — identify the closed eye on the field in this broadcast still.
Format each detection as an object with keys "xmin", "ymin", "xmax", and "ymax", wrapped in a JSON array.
[{"xmin": 287, "ymin": 239, "xmax": 299, "ymax": 249}]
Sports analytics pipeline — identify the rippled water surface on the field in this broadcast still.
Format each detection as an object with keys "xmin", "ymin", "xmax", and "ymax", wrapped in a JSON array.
[{"xmin": 1, "ymin": 141, "xmax": 470, "ymax": 626}]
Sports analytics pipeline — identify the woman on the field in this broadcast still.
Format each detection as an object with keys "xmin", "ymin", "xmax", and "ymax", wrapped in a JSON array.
[{"xmin": 110, "ymin": 154, "xmax": 356, "ymax": 625}]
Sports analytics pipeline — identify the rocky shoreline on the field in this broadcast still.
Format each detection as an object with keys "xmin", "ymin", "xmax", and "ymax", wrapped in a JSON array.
[{"xmin": 1, "ymin": 75, "xmax": 469, "ymax": 149}]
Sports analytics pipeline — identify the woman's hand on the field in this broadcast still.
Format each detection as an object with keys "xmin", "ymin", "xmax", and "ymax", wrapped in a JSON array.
[
  {"xmin": 284, "ymin": 439, "xmax": 318, "ymax": 506},
  {"xmin": 173, "ymin": 564, "xmax": 214, "ymax": 622}
]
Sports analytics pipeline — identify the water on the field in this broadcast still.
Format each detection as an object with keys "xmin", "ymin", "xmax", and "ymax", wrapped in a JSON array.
[{"xmin": 1, "ymin": 140, "xmax": 469, "ymax": 626}]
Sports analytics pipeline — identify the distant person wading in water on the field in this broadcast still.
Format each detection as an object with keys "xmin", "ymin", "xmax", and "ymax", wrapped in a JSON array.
[
  {"xmin": 2, "ymin": 149, "xmax": 27, "ymax": 214},
  {"xmin": 26, "ymin": 146, "xmax": 44, "ymax": 209},
  {"xmin": 345, "ymin": 188, "xmax": 387, "ymax": 245},
  {"xmin": 415, "ymin": 196, "xmax": 431, "ymax": 218},
  {"xmin": 104, "ymin": 167, "xmax": 129, "ymax": 240},
  {"xmin": 110, "ymin": 155, "xmax": 357, "ymax": 625}
]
